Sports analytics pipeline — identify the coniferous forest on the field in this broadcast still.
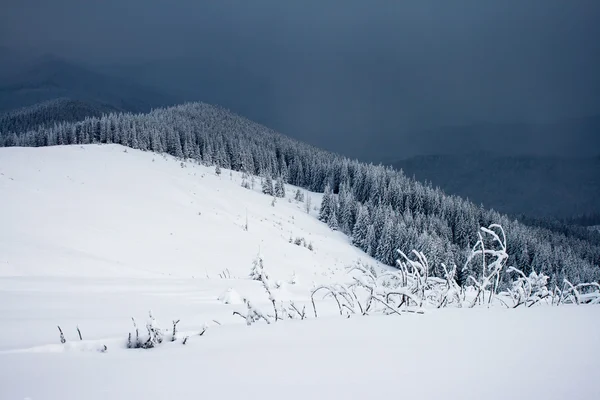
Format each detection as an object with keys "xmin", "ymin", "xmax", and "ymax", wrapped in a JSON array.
[{"xmin": 1, "ymin": 101, "xmax": 599, "ymax": 286}]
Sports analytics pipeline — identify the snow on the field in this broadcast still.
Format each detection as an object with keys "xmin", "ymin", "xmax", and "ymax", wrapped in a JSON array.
[
  {"xmin": 218, "ymin": 288, "xmax": 243, "ymax": 305},
  {"xmin": 1, "ymin": 144, "xmax": 599, "ymax": 399}
]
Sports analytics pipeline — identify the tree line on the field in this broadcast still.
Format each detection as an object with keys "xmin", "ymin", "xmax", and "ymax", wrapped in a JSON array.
[{"xmin": 1, "ymin": 101, "xmax": 598, "ymax": 286}]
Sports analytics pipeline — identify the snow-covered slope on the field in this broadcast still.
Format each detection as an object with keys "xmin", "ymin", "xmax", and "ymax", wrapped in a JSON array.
[
  {"xmin": 1, "ymin": 145, "xmax": 599, "ymax": 400},
  {"xmin": 0, "ymin": 144, "xmax": 374, "ymax": 349},
  {"xmin": 0, "ymin": 144, "xmax": 368, "ymax": 279}
]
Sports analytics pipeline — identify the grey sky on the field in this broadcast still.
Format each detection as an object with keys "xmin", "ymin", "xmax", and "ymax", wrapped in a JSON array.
[{"xmin": 2, "ymin": 0, "xmax": 599, "ymax": 159}]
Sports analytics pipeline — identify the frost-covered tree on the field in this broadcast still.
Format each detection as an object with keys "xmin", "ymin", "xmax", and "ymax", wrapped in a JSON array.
[
  {"xmin": 352, "ymin": 206, "xmax": 370, "ymax": 249},
  {"xmin": 294, "ymin": 189, "xmax": 304, "ymax": 202},
  {"xmin": 249, "ymin": 254, "xmax": 269, "ymax": 281},
  {"xmin": 274, "ymin": 176, "xmax": 286, "ymax": 198},
  {"xmin": 261, "ymin": 175, "xmax": 274, "ymax": 196},
  {"xmin": 327, "ymin": 208, "xmax": 339, "ymax": 231},
  {"xmin": 318, "ymin": 185, "xmax": 334, "ymax": 222},
  {"xmin": 365, "ymin": 225, "xmax": 377, "ymax": 256}
]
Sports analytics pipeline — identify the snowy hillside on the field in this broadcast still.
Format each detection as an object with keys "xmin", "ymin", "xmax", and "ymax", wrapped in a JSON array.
[
  {"xmin": 1, "ymin": 145, "xmax": 599, "ymax": 400},
  {"xmin": 0, "ymin": 144, "xmax": 375, "ymax": 347},
  {"xmin": 0, "ymin": 144, "xmax": 368, "ymax": 279}
]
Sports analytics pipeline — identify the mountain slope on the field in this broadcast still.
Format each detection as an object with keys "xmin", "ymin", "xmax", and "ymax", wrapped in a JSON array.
[
  {"xmin": 0, "ymin": 55, "xmax": 178, "ymax": 113},
  {"xmin": 0, "ymin": 144, "xmax": 366, "ymax": 279},
  {"xmin": 0, "ymin": 145, "xmax": 599, "ymax": 400},
  {"xmin": 393, "ymin": 154, "xmax": 600, "ymax": 219},
  {"xmin": 1, "ymin": 102, "xmax": 598, "ymax": 284}
]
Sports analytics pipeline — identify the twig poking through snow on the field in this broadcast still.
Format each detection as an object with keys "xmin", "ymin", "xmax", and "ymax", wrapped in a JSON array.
[{"xmin": 57, "ymin": 325, "xmax": 66, "ymax": 344}]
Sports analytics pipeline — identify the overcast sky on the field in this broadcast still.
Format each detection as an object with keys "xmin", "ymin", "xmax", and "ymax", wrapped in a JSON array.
[{"xmin": 2, "ymin": 0, "xmax": 599, "ymax": 159}]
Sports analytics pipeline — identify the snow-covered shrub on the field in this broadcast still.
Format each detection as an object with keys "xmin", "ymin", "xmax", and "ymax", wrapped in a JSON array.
[
  {"xmin": 557, "ymin": 280, "xmax": 600, "ymax": 305},
  {"xmin": 218, "ymin": 288, "xmax": 243, "ymax": 305},
  {"xmin": 504, "ymin": 267, "xmax": 550, "ymax": 307},
  {"xmin": 462, "ymin": 224, "xmax": 509, "ymax": 308},
  {"xmin": 286, "ymin": 301, "xmax": 306, "ymax": 319},
  {"xmin": 233, "ymin": 298, "xmax": 271, "ymax": 326},
  {"xmin": 274, "ymin": 280, "xmax": 286, "ymax": 290},
  {"xmin": 294, "ymin": 189, "xmax": 304, "ymax": 202},
  {"xmin": 293, "ymin": 237, "xmax": 305, "ymax": 246},
  {"xmin": 218, "ymin": 268, "xmax": 232, "ymax": 279},
  {"xmin": 436, "ymin": 263, "xmax": 463, "ymax": 308},
  {"xmin": 57, "ymin": 326, "xmax": 66, "ymax": 344},
  {"xmin": 127, "ymin": 311, "xmax": 164, "ymax": 349},
  {"xmin": 249, "ymin": 253, "xmax": 269, "ymax": 281}
]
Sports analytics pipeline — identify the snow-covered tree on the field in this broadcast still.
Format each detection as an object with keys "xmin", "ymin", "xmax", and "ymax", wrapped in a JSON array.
[
  {"xmin": 249, "ymin": 253, "xmax": 269, "ymax": 281},
  {"xmin": 261, "ymin": 175, "xmax": 274, "ymax": 196},
  {"xmin": 352, "ymin": 205, "xmax": 370, "ymax": 249},
  {"xmin": 318, "ymin": 185, "xmax": 334, "ymax": 222},
  {"xmin": 294, "ymin": 189, "xmax": 304, "ymax": 202},
  {"xmin": 274, "ymin": 176, "xmax": 286, "ymax": 198}
]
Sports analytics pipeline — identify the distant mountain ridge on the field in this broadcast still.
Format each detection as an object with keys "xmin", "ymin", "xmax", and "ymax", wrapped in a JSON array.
[
  {"xmin": 375, "ymin": 117, "xmax": 600, "ymax": 161},
  {"xmin": 393, "ymin": 154, "xmax": 600, "ymax": 219},
  {"xmin": 0, "ymin": 54, "xmax": 178, "ymax": 113},
  {"xmin": 0, "ymin": 98, "xmax": 120, "ymax": 133}
]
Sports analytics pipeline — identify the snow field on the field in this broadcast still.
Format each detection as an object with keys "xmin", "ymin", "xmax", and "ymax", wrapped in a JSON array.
[{"xmin": 1, "ymin": 144, "xmax": 599, "ymax": 400}]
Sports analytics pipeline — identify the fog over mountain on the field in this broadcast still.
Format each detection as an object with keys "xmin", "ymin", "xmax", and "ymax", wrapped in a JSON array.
[
  {"xmin": 1, "ymin": 1, "xmax": 599, "ymax": 160},
  {"xmin": 1, "ymin": 1, "xmax": 599, "ymax": 220}
]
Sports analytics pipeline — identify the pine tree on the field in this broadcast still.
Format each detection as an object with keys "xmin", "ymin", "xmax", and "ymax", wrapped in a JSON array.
[
  {"xmin": 261, "ymin": 175, "xmax": 274, "ymax": 196},
  {"xmin": 352, "ymin": 206, "xmax": 370, "ymax": 249},
  {"xmin": 294, "ymin": 189, "xmax": 304, "ymax": 202},
  {"xmin": 327, "ymin": 208, "xmax": 339, "ymax": 231},
  {"xmin": 249, "ymin": 254, "xmax": 268, "ymax": 281},
  {"xmin": 365, "ymin": 225, "xmax": 377, "ymax": 256},
  {"xmin": 274, "ymin": 176, "xmax": 286, "ymax": 198},
  {"xmin": 318, "ymin": 185, "xmax": 333, "ymax": 222},
  {"xmin": 375, "ymin": 220, "xmax": 395, "ymax": 265}
]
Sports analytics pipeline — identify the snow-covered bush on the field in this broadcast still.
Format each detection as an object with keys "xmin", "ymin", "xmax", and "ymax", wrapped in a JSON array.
[
  {"xmin": 249, "ymin": 253, "xmax": 268, "ymax": 281},
  {"xmin": 289, "ymin": 271, "xmax": 299, "ymax": 285},
  {"xmin": 294, "ymin": 189, "xmax": 304, "ymax": 202},
  {"xmin": 233, "ymin": 298, "xmax": 271, "ymax": 326},
  {"xmin": 556, "ymin": 280, "xmax": 600, "ymax": 305},
  {"xmin": 504, "ymin": 267, "xmax": 550, "ymax": 307},
  {"xmin": 462, "ymin": 224, "xmax": 509, "ymax": 308},
  {"xmin": 127, "ymin": 311, "xmax": 164, "ymax": 349},
  {"xmin": 312, "ymin": 223, "xmax": 599, "ymax": 316},
  {"xmin": 218, "ymin": 288, "xmax": 243, "ymax": 305}
]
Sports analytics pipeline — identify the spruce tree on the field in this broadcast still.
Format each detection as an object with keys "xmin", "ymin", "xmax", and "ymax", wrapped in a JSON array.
[
  {"xmin": 365, "ymin": 225, "xmax": 377, "ymax": 256},
  {"xmin": 318, "ymin": 185, "xmax": 333, "ymax": 222},
  {"xmin": 352, "ymin": 206, "xmax": 370, "ymax": 249},
  {"xmin": 261, "ymin": 175, "xmax": 274, "ymax": 196},
  {"xmin": 375, "ymin": 220, "xmax": 395, "ymax": 265},
  {"xmin": 274, "ymin": 176, "xmax": 286, "ymax": 198},
  {"xmin": 327, "ymin": 208, "xmax": 339, "ymax": 231}
]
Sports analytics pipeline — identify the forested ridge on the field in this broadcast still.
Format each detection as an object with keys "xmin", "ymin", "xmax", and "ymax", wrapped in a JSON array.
[
  {"xmin": 0, "ymin": 98, "xmax": 119, "ymax": 133},
  {"xmin": 1, "ymin": 101, "xmax": 598, "ymax": 286}
]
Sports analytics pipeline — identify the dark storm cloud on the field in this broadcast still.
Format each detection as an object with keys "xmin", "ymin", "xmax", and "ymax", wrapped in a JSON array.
[{"xmin": 2, "ymin": 0, "xmax": 600, "ymax": 159}]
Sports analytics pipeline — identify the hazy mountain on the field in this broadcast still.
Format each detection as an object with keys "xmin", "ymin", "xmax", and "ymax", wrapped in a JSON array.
[
  {"xmin": 379, "ymin": 118, "xmax": 600, "ymax": 161},
  {"xmin": 0, "ymin": 98, "xmax": 120, "ymax": 133},
  {"xmin": 0, "ymin": 55, "xmax": 179, "ymax": 113},
  {"xmin": 393, "ymin": 154, "xmax": 600, "ymax": 219}
]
